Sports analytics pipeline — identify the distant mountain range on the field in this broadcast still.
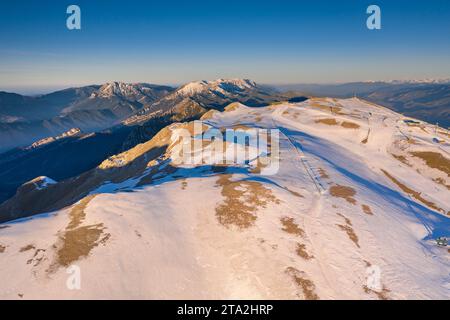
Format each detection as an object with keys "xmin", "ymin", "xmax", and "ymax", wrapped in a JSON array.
[
  {"xmin": 0, "ymin": 82, "xmax": 174, "ymax": 152},
  {"xmin": 0, "ymin": 79, "xmax": 284, "ymax": 204}
]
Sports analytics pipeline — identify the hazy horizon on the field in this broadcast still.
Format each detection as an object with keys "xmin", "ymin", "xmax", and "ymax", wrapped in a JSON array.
[{"xmin": 1, "ymin": 0, "xmax": 450, "ymax": 94}]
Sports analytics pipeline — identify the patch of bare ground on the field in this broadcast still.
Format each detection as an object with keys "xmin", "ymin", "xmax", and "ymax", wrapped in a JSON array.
[
  {"xmin": 232, "ymin": 124, "xmax": 251, "ymax": 130},
  {"xmin": 26, "ymin": 248, "xmax": 46, "ymax": 266},
  {"xmin": 337, "ymin": 224, "xmax": 360, "ymax": 248},
  {"xmin": 361, "ymin": 129, "xmax": 370, "ymax": 144},
  {"xmin": 363, "ymin": 285, "xmax": 391, "ymax": 300},
  {"xmin": 254, "ymin": 116, "xmax": 262, "ymax": 122},
  {"xmin": 224, "ymin": 103, "xmax": 240, "ymax": 112},
  {"xmin": 20, "ymin": 244, "xmax": 36, "ymax": 252},
  {"xmin": 434, "ymin": 178, "xmax": 450, "ymax": 190},
  {"xmin": 410, "ymin": 151, "xmax": 450, "ymax": 176},
  {"xmin": 286, "ymin": 267, "xmax": 319, "ymax": 300},
  {"xmin": 330, "ymin": 185, "xmax": 357, "ymax": 205},
  {"xmin": 315, "ymin": 118, "xmax": 360, "ymax": 129},
  {"xmin": 249, "ymin": 158, "xmax": 269, "ymax": 174},
  {"xmin": 270, "ymin": 101, "xmax": 284, "ymax": 106},
  {"xmin": 336, "ymin": 212, "xmax": 352, "ymax": 226},
  {"xmin": 200, "ymin": 110, "xmax": 217, "ymax": 120},
  {"xmin": 391, "ymin": 153, "xmax": 411, "ymax": 166},
  {"xmin": 437, "ymin": 130, "xmax": 450, "ymax": 138},
  {"xmin": 54, "ymin": 225, "xmax": 110, "ymax": 269},
  {"xmin": 315, "ymin": 118, "xmax": 338, "ymax": 126},
  {"xmin": 215, "ymin": 174, "xmax": 279, "ymax": 229},
  {"xmin": 361, "ymin": 204, "xmax": 374, "ymax": 215},
  {"xmin": 49, "ymin": 195, "xmax": 110, "ymax": 271},
  {"xmin": 296, "ymin": 243, "xmax": 314, "ymax": 260},
  {"xmin": 0, "ymin": 244, "xmax": 5, "ymax": 253},
  {"xmin": 381, "ymin": 169, "xmax": 448, "ymax": 215},
  {"xmin": 285, "ymin": 187, "xmax": 303, "ymax": 198},
  {"xmin": 280, "ymin": 217, "xmax": 305, "ymax": 237},
  {"xmin": 318, "ymin": 168, "xmax": 329, "ymax": 179},
  {"xmin": 181, "ymin": 179, "xmax": 188, "ymax": 190},
  {"xmin": 67, "ymin": 195, "xmax": 97, "ymax": 229},
  {"xmin": 336, "ymin": 213, "xmax": 360, "ymax": 248},
  {"xmin": 341, "ymin": 121, "xmax": 360, "ymax": 129},
  {"xmin": 309, "ymin": 100, "xmax": 345, "ymax": 115}
]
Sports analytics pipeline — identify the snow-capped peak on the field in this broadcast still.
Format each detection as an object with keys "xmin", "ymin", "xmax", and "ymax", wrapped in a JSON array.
[
  {"xmin": 93, "ymin": 82, "xmax": 144, "ymax": 98},
  {"xmin": 29, "ymin": 176, "xmax": 57, "ymax": 190},
  {"xmin": 177, "ymin": 80, "xmax": 210, "ymax": 96},
  {"xmin": 176, "ymin": 79, "xmax": 258, "ymax": 97}
]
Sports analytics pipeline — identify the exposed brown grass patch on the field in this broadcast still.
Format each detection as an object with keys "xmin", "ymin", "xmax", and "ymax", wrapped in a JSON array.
[
  {"xmin": 296, "ymin": 243, "xmax": 314, "ymax": 260},
  {"xmin": 315, "ymin": 118, "xmax": 359, "ymax": 129},
  {"xmin": 381, "ymin": 169, "xmax": 448, "ymax": 215},
  {"xmin": 54, "ymin": 225, "xmax": 110, "ymax": 268},
  {"xmin": 336, "ymin": 212, "xmax": 353, "ymax": 226},
  {"xmin": 232, "ymin": 124, "xmax": 251, "ymax": 130},
  {"xmin": 26, "ymin": 248, "xmax": 46, "ymax": 266},
  {"xmin": 330, "ymin": 185, "xmax": 357, "ymax": 205},
  {"xmin": 341, "ymin": 121, "xmax": 360, "ymax": 129},
  {"xmin": 181, "ymin": 179, "xmax": 188, "ymax": 190},
  {"xmin": 337, "ymin": 224, "xmax": 360, "ymax": 248},
  {"xmin": 66, "ymin": 195, "xmax": 97, "ymax": 230},
  {"xmin": 215, "ymin": 175, "xmax": 279, "ymax": 229},
  {"xmin": 0, "ymin": 244, "xmax": 5, "ymax": 253},
  {"xmin": 49, "ymin": 195, "xmax": 110, "ymax": 271},
  {"xmin": 310, "ymin": 100, "xmax": 345, "ymax": 115},
  {"xmin": 280, "ymin": 217, "xmax": 305, "ymax": 237},
  {"xmin": 315, "ymin": 118, "xmax": 338, "ymax": 126},
  {"xmin": 410, "ymin": 151, "xmax": 450, "ymax": 176},
  {"xmin": 19, "ymin": 244, "xmax": 36, "ymax": 252},
  {"xmin": 391, "ymin": 153, "xmax": 411, "ymax": 166},
  {"xmin": 336, "ymin": 213, "xmax": 359, "ymax": 248},
  {"xmin": 249, "ymin": 158, "xmax": 269, "ymax": 174},
  {"xmin": 434, "ymin": 178, "xmax": 450, "ymax": 190},
  {"xmin": 286, "ymin": 267, "xmax": 319, "ymax": 300},
  {"xmin": 318, "ymin": 168, "xmax": 329, "ymax": 179},
  {"xmin": 363, "ymin": 285, "xmax": 391, "ymax": 300},
  {"xmin": 437, "ymin": 130, "xmax": 450, "ymax": 138},
  {"xmin": 200, "ymin": 109, "xmax": 217, "ymax": 120},
  {"xmin": 224, "ymin": 103, "xmax": 240, "ymax": 112},
  {"xmin": 286, "ymin": 188, "xmax": 303, "ymax": 198},
  {"xmin": 361, "ymin": 204, "xmax": 373, "ymax": 215}
]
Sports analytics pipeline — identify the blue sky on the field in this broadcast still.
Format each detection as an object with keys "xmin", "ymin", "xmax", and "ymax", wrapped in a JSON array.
[{"xmin": 0, "ymin": 0, "xmax": 449, "ymax": 93}]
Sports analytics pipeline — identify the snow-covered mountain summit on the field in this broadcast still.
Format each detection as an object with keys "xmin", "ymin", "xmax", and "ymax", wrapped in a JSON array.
[{"xmin": 176, "ymin": 79, "xmax": 258, "ymax": 96}]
